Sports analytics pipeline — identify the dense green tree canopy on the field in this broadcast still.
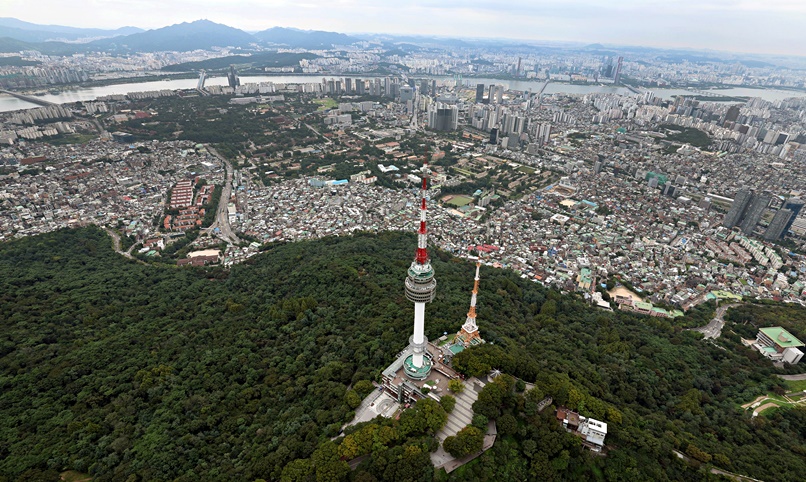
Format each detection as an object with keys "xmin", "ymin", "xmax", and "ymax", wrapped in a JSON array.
[{"xmin": 0, "ymin": 227, "xmax": 804, "ymax": 481}]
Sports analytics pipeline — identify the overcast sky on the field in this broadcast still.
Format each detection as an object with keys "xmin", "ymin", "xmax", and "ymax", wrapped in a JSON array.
[{"xmin": 4, "ymin": 0, "xmax": 804, "ymax": 56}]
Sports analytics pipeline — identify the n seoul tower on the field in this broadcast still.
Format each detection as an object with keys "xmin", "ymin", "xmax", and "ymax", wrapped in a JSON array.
[{"xmin": 403, "ymin": 163, "xmax": 437, "ymax": 378}]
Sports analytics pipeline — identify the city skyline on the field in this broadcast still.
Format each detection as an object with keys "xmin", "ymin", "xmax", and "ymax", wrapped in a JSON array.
[{"xmin": 3, "ymin": 0, "xmax": 806, "ymax": 57}]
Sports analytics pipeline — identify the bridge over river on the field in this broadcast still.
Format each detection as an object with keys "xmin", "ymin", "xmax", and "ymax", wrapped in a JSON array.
[{"xmin": 0, "ymin": 89, "xmax": 57, "ymax": 107}]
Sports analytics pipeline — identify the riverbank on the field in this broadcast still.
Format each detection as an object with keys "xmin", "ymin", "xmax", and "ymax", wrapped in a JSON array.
[{"xmin": 2, "ymin": 73, "xmax": 805, "ymax": 114}]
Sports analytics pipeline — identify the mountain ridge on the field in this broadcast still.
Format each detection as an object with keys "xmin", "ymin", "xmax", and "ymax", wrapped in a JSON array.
[{"xmin": 254, "ymin": 26, "xmax": 357, "ymax": 49}]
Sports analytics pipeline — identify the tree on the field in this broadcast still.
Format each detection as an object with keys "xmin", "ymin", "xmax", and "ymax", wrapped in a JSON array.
[
  {"xmin": 345, "ymin": 390, "xmax": 361, "ymax": 409},
  {"xmin": 381, "ymin": 444, "xmax": 433, "ymax": 481},
  {"xmin": 515, "ymin": 379, "xmax": 526, "ymax": 392},
  {"xmin": 540, "ymin": 299, "xmax": 557, "ymax": 317},
  {"xmin": 312, "ymin": 441, "xmax": 350, "ymax": 482},
  {"xmin": 472, "ymin": 414, "xmax": 489, "ymax": 430},
  {"xmin": 448, "ymin": 379, "xmax": 465, "ymax": 393},
  {"xmin": 281, "ymin": 459, "xmax": 313, "ymax": 482},
  {"xmin": 353, "ymin": 380, "xmax": 375, "ymax": 398},
  {"xmin": 498, "ymin": 414, "xmax": 517, "ymax": 435},
  {"xmin": 686, "ymin": 443, "xmax": 712, "ymax": 463},
  {"xmin": 443, "ymin": 425, "xmax": 484, "ymax": 458},
  {"xmin": 440, "ymin": 395, "xmax": 456, "ymax": 413},
  {"xmin": 398, "ymin": 398, "xmax": 447, "ymax": 437}
]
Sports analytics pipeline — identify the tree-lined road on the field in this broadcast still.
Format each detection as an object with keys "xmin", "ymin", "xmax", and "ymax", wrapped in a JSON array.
[
  {"xmin": 205, "ymin": 145, "xmax": 241, "ymax": 245},
  {"xmin": 693, "ymin": 303, "xmax": 741, "ymax": 339}
]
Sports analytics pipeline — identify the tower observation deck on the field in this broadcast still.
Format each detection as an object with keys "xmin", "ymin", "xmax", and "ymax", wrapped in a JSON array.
[{"xmin": 404, "ymin": 163, "xmax": 437, "ymax": 376}]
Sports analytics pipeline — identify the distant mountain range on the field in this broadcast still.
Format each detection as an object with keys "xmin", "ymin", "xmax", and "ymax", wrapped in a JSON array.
[
  {"xmin": 0, "ymin": 17, "xmax": 797, "ymax": 69},
  {"xmin": 254, "ymin": 27, "xmax": 357, "ymax": 49},
  {"xmin": 0, "ymin": 17, "xmax": 142, "ymax": 42},
  {"xmin": 0, "ymin": 18, "xmax": 359, "ymax": 54},
  {"xmin": 87, "ymin": 20, "xmax": 257, "ymax": 52}
]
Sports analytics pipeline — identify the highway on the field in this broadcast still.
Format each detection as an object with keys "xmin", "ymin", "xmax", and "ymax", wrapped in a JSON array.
[
  {"xmin": 205, "ymin": 146, "xmax": 241, "ymax": 245},
  {"xmin": 692, "ymin": 302, "xmax": 741, "ymax": 339}
]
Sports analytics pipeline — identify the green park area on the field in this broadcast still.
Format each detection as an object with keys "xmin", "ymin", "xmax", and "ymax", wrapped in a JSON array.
[
  {"xmin": 658, "ymin": 124, "xmax": 712, "ymax": 149},
  {"xmin": 444, "ymin": 194, "xmax": 474, "ymax": 207},
  {"xmin": 43, "ymin": 133, "xmax": 96, "ymax": 146},
  {"xmin": 314, "ymin": 98, "xmax": 339, "ymax": 111},
  {"xmin": 710, "ymin": 290, "xmax": 743, "ymax": 301},
  {"xmin": 741, "ymin": 379, "xmax": 806, "ymax": 417}
]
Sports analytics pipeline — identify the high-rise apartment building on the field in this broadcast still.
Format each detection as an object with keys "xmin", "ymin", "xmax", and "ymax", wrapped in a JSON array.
[
  {"xmin": 227, "ymin": 65, "xmax": 240, "ymax": 89},
  {"xmin": 782, "ymin": 198, "xmax": 804, "ymax": 236},
  {"xmin": 427, "ymin": 103, "xmax": 458, "ymax": 131},
  {"xmin": 764, "ymin": 209, "xmax": 793, "ymax": 241},
  {"xmin": 723, "ymin": 188, "xmax": 753, "ymax": 228},
  {"xmin": 613, "ymin": 56, "xmax": 623, "ymax": 85},
  {"xmin": 740, "ymin": 192, "xmax": 771, "ymax": 234}
]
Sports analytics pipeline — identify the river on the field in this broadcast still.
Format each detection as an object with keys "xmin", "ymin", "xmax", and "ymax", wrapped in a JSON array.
[{"xmin": 2, "ymin": 74, "xmax": 805, "ymax": 113}]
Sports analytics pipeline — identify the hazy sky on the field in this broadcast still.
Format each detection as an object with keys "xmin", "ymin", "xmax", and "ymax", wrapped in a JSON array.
[{"xmin": 4, "ymin": 0, "xmax": 805, "ymax": 56}]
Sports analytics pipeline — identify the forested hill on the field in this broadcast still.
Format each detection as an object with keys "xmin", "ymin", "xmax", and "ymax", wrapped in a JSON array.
[{"xmin": 0, "ymin": 227, "xmax": 805, "ymax": 481}]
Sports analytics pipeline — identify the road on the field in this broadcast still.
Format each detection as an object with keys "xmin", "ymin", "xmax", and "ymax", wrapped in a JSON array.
[
  {"xmin": 710, "ymin": 468, "xmax": 764, "ymax": 482},
  {"xmin": 692, "ymin": 302, "xmax": 741, "ymax": 339},
  {"xmin": 305, "ymin": 123, "xmax": 331, "ymax": 145},
  {"xmin": 205, "ymin": 146, "xmax": 241, "ymax": 245},
  {"xmin": 778, "ymin": 373, "xmax": 806, "ymax": 381},
  {"xmin": 104, "ymin": 227, "xmax": 132, "ymax": 258},
  {"xmin": 90, "ymin": 118, "xmax": 107, "ymax": 136},
  {"xmin": 675, "ymin": 450, "xmax": 763, "ymax": 481},
  {"xmin": 103, "ymin": 227, "xmax": 146, "ymax": 264}
]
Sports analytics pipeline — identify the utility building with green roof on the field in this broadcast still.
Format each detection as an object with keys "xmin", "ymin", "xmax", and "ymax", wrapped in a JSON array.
[{"xmin": 754, "ymin": 327, "xmax": 804, "ymax": 365}]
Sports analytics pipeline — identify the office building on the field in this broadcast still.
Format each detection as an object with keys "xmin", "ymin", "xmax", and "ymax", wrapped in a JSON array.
[
  {"xmin": 400, "ymin": 86, "xmax": 414, "ymax": 103},
  {"xmin": 489, "ymin": 128, "xmax": 499, "ymax": 145},
  {"xmin": 475, "ymin": 83, "xmax": 485, "ymax": 103},
  {"xmin": 663, "ymin": 184, "xmax": 679, "ymax": 198}
]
